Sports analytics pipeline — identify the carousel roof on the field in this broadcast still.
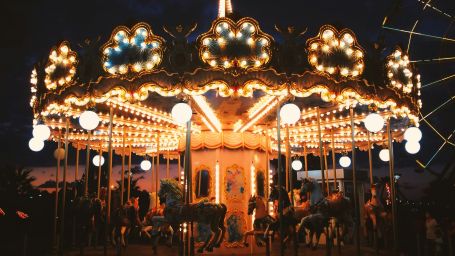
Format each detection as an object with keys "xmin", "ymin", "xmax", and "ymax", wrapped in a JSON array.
[{"xmin": 29, "ymin": 0, "xmax": 422, "ymax": 156}]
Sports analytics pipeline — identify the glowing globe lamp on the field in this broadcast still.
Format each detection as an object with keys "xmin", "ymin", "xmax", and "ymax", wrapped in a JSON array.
[
  {"xmin": 140, "ymin": 159, "xmax": 152, "ymax": 171},
  {"xmin": 379, "ymin": 149, "xmax": 390, "ymax": 162},
  {"xmin": 54, "ymin": 148, "xmax": 65, "ymax": 160},
  {"xmin": 405, "ymin": 141, "xmax": 420, "ymax": 154},
  {"xmin": 29, "ymin": 137, "xmax": 44, "ymax": 152},
  {"xmin": 171, "ymin": 103, "xmax": 192, "ymax": 124},
  {"xmin": 79, "ymin": 110, "xmax": 100, "ymax": 130},
  {"xmin": 291, "ymin": 159, "xmax": 303, "ymax": 171},
  {"xmin": 32, "ymin": 124, "xmax": 51, "ymax": 141},
  {"xmin": 93, "ymin": 155, "xmax": 105, "ymax": 167},
  {"xmin": 339, "ymin": 156, "xmax": 351, "ymax": 168},
  {"xmin": 404, "ymin": 127, "xmax": 422, "ymax": 142},
  {"xmin": 364, "ymin": 113, "xmax": 384, "ymax": 133},
  {"xmin": 280, "ymin": 103, "xmax": 300, "ymax": 125}
]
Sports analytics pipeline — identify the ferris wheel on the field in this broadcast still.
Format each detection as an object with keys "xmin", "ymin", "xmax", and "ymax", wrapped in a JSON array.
[{"xmin": 382, "ymin": 0, "xmax": 455, "ymax": 170}]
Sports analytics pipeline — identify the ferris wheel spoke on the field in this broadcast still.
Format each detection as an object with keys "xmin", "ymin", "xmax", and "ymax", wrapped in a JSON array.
[
  {"xmin": 382, "ymin": 26, "xmax": 455, "ymax": 43},
  {"xmin": 421, "ymin": 73, "xmax": 455, "ymax": 89},
  {"xmin": 419, "ymin": 114, "xmax": 455, "ymax": 147},
  {"xmin": 416, "ymin": 128, "xmax": 455, "ymax": 168},
  {"xmin": 420, "ymin": 96, "xmax": 455, "ymax": 121},
  {"xmin": 417, "ymin": 0, "xmax": 455, "ymax": 20},
  {"xmin": 410, "ymin": 56, "xmax": 455, "ymax": 63}
]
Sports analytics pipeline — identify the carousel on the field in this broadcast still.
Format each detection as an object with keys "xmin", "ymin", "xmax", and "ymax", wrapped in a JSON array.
[{"xmin": 28, "ymin": 0, "xmax": 423, "ymax": 255}]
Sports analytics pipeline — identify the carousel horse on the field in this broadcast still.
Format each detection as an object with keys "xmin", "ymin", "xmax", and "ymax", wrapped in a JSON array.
[
  {"xmin": 364, "ymin": 181, "xmax": 392, "ymax": 249},
  {"xmin": 111, "ymin": 197, "xmax": 142, "ymax": 247},
  {"xmin": 299, "ymin": 178, "xmax": 352, "ymax": 249},
  {"xmin": 268, "ymin": 185, "xmax": 299, "ymax": 246},
  {"xmin": 243, "ymin": 195, "xmax": 276, "ymax": 247},
  {"xmin": 73, "ymin": 194, "xmax": 103, "ymax": 250},
  {"xmin": 158, "ymin": 179, "xmax": 227, "ymax": 253},
  {"xmin": 141, "ymin": 206, "xmax": 174, "ymax": 254}
]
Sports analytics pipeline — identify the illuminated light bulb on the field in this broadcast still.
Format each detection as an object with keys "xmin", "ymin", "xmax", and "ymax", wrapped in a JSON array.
[
  {"xmin": 343, "ymin": 33, "xmax": 354, "ymax": 44},
  {"xmin": 310, "ymin": 55, "xmax": 318, "ymax": 64},
  {"xmin": 247, "ymin": 37, "xmax": 254, "ymax": 45},
  {"xmin": 79, "ymin": 110, "xmax": 100, "ymax": 130},
  {"xmin": 405, "ymin": 141, "xmax": 420, "ymax": 154},
  {"xmin": 254, "ymin": 60, "xmax": 261, "ymax": 67},
  {"xmin": 352, "ymin": 70, "xmax": 359, "ymax": 77},
  {"xmin": 379, "ymin": 149, "xmax": 390, "ymax": 162},
  {"xmin": 29, "ymin": 137, "xmax": 44, "ymax": 152},
  {"xmin": 60, "ymin": 45, "xmax": 69, "ymax": 54},
  {"xmin": 260, "ymin": 38, "xmax": 268, "ymax": 45},
  {"xmin": 140, "ymin": 159, "xmax": 152, "ymax": 171},
  {"xmin": 152, "ymin": 54, "xmax": 160, "ymax": 63},
  {"xmin": 240, "ymin": 60, "xmax": 247, "ymax": 67},
  {"xmin": 223, "ymin": 61, "xmax": 231, "ymax": 68},
  {"xmin": 33, "ymin": 124, "xmax": 51, "ymax": 141},
  {"xmin": 364, "ymin": 113, "xmax": 384, "ymax": 133},
  {"xmin": 404, "ymin": 127, "xmax": 422, "ymax": 142},
  {"xmin": 327, "ymin": 67, "xmax": 335, "ymax": 74},
  {"xmin": 171, "ymin": 103, "xmax": 192, "ymax": 124},
  {"xmin": 222, "ymin": 22, "xmax": 228, "ymax": 29},
  {"xmin": 210, "ymin": 60, "xmax": 217, "ymax": 67},
  {"xmin": 280, "ymin": 103, "xmax": 300, "ymax": 125},
  {"xmin": 339, "ymin": 156, "xmax": 351, "ymax": 168},
  {"xmin": 345, "ymin": 48, "xmax": 353, "ymax": 56},
  {"xmin": 291, "ymin": 159, "xmax": 303, "ymax": 171},
  {"xmin": 311, "ymin": 43, "xmax": 318, "ymax": 50},
  {"xmin": 133, "ymin": 63, "xmax": 142, "ymax": 72},
  {"xmin": 322, "ymin": 29, "xmax": 334, "ymax": 39},
  {"xmin": 340, "ymin": 68, "xmax": 349, "ymax": 76},
  {"xmin": 322, "ymin": 44, "xmax": 330, "ymax": 52},
  {"xmin": 317, "ymin": 65, "xmax": 324, "ymax": 71},
  {"xmin": 236, "ymin": 32, "xmax": 242, "ymax": 38},
  {"xmin": 394, "ymin": 50, "xmax": 401, "ymax": 58},
  {"xmin": 93, "ymin": 155, "xmax": 105, "ymax": 166},
  {"xmin": 217, "ymin": 37, "xmax": 225, "ymax": 45}
]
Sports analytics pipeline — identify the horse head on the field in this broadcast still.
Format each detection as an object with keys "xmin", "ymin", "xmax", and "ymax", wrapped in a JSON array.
[
  {"xmin": 247, "ymin": 195, "xmax": 257, "ymax": 215},
  {"xmin": 159, "ymin": 179, "xmax": 183, "ymax": 206},
  {"xmin": 300, "ymin": 178, "xmax": 314, "ymax": 195}
]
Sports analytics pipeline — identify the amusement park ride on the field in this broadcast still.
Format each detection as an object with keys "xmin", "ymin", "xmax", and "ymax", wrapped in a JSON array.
[{"xmin": 27, "ymin": 0, "xmax": 428, "ymax": 255}]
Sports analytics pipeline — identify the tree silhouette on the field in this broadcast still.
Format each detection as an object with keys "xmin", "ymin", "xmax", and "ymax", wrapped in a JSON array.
[{"xmin": 0, "ymin": 165, "xmax": 36, "ymax": 197}]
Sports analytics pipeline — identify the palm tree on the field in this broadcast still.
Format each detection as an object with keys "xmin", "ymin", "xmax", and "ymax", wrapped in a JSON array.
[{"xmin": 0, "ymin": 165, "xmax": 36, "ymax": 197}]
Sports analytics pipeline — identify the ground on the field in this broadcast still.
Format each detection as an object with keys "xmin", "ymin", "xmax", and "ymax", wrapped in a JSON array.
[{"xmin": 66, "ymin": 244, "xmax": 392, "ymax": 256}]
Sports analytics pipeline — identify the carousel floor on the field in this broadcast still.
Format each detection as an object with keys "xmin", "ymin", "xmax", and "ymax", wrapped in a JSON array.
[{"xmin": 66, "ymin": 244, "xmax": 392, "ymax": 256}]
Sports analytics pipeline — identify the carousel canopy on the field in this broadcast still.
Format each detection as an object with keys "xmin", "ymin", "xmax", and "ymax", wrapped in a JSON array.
[{"xmin": 29, "ymin": 0, "xmax": 422, "ymax": 157}]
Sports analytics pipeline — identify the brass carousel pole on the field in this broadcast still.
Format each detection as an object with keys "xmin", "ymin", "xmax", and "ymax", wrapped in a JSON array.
[
  {"xmin": 387, "ymin": 119, "xmax": 398, "ymax": 253},
  {"xmin": 53, "ymin": 131, "xmax": 61, "ymax": 251},
  {"xmin": 84, "ymin": 131, "xmax": 91, "ymax": 196},
  {"xmin": 183, "ymin": 120, "xmax": 194, "ymax": 256},
  {"xmin": 120, "ymin": 128, "xmax": 126, "ymax": 205},
  {"xmin": 316, "ymin": 107, "xmax": 327, "ymax": 195},
  {"xmin": 178, "ymin": 154, "xmax": 181, "ymax": 183},
  {"xmin": 59, "ymin": 119, "xmax": 70, "ymax": 255},
  {"xmin": 97, "ymin": 142, "xmax": 102, "ymax": 199},
  {"xmin": 127, "ymin": 144, "xmax": 132, "ymax": 200},
  {"xmin": 303, "ymin": 143, "xmax": 308, "ymax": 178},
  {"xmin": 266, "ymin": 131, "xmax": 270, "ymax": 209},
  {"xmin": 151, "ymin": 154, "xmax": 155, "ymax": 200},
  {"xmin": 75, "ymin": 143, "xmax": 79, "ymax": 183},
  {"xmin": 155, "ymin": 134, "xmax": 160, "ymax": 209},
  {"xmin": 350, "ymin": 108, "xmax": 360, "ymax": 256},
  {"xmin": 276, "ymin": 104, "xmax": 284, "ymax": 256},
  {"xmin": 367, "ymin": 131, "xmax": 373, "ymax": 185},
  {"xmin": 331, "ymin": 132, "xmax": 337, "ymax": 190},
  {"xmin": 104, "ymin": 107, "xmax": 113, "ymax": 256},
  {"xmin": 285, "ymin": 126, "xmax": 290, "ymax": 192},
  {"xmin": 323, "ymin": 145, "xmax": 330, "ymax": 195},
  {"xmin": 167, "ymin": 150, "xmax": 170, "ymax": 178}
]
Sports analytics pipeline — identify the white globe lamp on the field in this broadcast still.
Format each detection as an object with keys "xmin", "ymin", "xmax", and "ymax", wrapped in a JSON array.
[
  {"xmin": 93, "ymin": 155, "xmax": 105, "ymax": 167},
  {"xmin": 29, "ymin": 137, "xmax": 44, "ymax": 152},
  {"xmin": 291, "ymin": 159, "xmax": 303, "ymax": 171},
  {"xmin": 280, "ymin": 103, "xmax": 300, "ymax": 125},
  {"xmin": 32, "ymin": 124, "xmax": 51, "ymax": 141},
  {"xmin": 405, "ymin": 141, "xmax": 421, "ymax": 154},
  {"xmin": 171, "ymin": 103, "xmax": 192, "ymax": 124},
  {"xmin": 339, "ymin": 156, "xmax": 351, "ymax": 168},
  {"xmin": 404, "ymin": 127, "xmax": 422, "ymax": 142},
  {"xmin": 54, "ymin": 148, "xmax": 65, "ymax": 160},
  {"xmin": 379, "ymin": 149, "xmax": 390, "ymax": 162},
  {"xmin": 79, "ymin": 110, "xmax": 100, "ymax": 130},
  {"xmin": 364, "ymin": 113, "xmax": 384, "ymax": 133},
  {"xmin": 140, "ymin": 159, "xmax": 152, "ymax": 171}
]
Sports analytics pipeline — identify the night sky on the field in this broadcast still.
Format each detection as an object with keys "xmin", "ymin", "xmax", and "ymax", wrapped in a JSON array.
[{"xmin": 0, "ymin": 0, "xmax": 454, "ymax": 197}]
